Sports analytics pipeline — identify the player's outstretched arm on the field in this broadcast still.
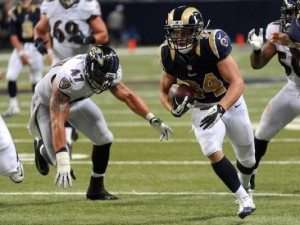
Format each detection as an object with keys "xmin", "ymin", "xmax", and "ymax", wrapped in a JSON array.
[
  {"xmin": 50, "ymin": 81, "xmax": 73, "ymax": 188},
  {"xmin": 110, "ymin": 83, "xmax": 173, "ymax": 141},
  {"xmin": 248, "ymin": 28, "xmax": 277, "ymax": 69}
]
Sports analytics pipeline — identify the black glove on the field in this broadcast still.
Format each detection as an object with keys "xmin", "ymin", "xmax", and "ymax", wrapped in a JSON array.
[
  {"xmin": 69, "ymin": 32, "xmax": 95, "ymax": 44},
  {"xmin": 200, "ymin": 104, "xmax": 225, "ymax": 130},
  {"xmin": 34, "ymin": 38, "xmax": 48, "ymax": 55}
]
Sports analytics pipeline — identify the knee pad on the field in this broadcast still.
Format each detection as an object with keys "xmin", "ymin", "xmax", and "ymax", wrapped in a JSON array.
[
  {"xmin": 236, "ymin": 158, "xmax": 256, "ymax": 175},
  {"xmin": 94, "ymin": 131, "xmax": 114, "ymax": 146},
  {"xmin": 238, "ymin": 158, "xmax": 256, "ymax": 168}
]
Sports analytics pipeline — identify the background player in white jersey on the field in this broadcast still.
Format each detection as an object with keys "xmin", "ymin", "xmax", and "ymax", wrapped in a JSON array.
[
  {"xmin": 29, "ymin": 45, "xmax": 172, "ymax": 200},
  {"xmin": 247, "ymin": 0, "xmax": 299, "ymax": 190},
  {"xmin": 33, "ymin": 0, "xmax": 109, "ymax": 150},
  {"xmin": 159, "ymin": 6, "xmax": 256, "ymax": 219},
  {"xmin": 0, "ymin": 68, "xmax": 24, "ymax": 183},
  {"xmin": 2, "ymin": 0, "xmax": 44, "ymax": 118},
  {"xmin": 34, "ymin": 0, "xmax": 108, "ymax": 65}
]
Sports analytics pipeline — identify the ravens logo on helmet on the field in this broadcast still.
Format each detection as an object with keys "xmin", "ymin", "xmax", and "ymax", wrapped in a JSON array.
[{"xmin": 85, "ymin": 45, "xmax": 119, "ymax": 93}]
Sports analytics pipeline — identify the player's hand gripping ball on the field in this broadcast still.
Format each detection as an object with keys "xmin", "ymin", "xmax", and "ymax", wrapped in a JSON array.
[{"xmin": 168, "ymin": 83, "xmax": 194, "ymax": 117}]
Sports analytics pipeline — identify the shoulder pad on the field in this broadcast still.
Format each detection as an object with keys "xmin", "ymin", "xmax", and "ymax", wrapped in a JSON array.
[
  {"xmin": 208, "ymin": 29, "xmax": 232, "ymax": 59},
  {"xmin": 79, "ymin": 0, "xmax": 101, "ymax": 17},
  {"xmin": 40, "ymin": 0, "xmax": 54, "ymax": 15},
  {"xmin": 266, "ymin": 21, "xmax": 280, "ymax": 40},
  {"xmin": 7, "ymin": 7, "xmax": 17, "ymax": 21},
  {"xmin": 30, "ymin": 5, "xmax": 38, "ymax": 13},
  {"xmin": 158, "ymin": 42, "xmax": 168, "ymax": 71}
]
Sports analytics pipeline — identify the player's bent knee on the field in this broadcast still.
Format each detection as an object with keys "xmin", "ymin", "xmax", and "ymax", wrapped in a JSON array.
[
  {"xmin": 94, "ymin": 131, "xmax": 114, "ymax": 146},
  {"xmin": 237, "ymin": 158, "xmax": 256, "ymax": 175}
]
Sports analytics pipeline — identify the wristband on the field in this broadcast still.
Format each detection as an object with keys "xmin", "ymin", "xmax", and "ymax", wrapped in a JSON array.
[
  {"xmin": 18, "ymin": 50, "xmax": 25, "ymax": 57},
  {"xmin": 146, "ymin": 112, "xmax": 155, "ymax": 122},
  {"xmin": 56, "ymin": 147, "xmax": 67, "ymax": 154},
  {"xmin": 253, "ymin": 49, "xmax": 261, "ymax": 55},
  {"xmin": 47, "ymin": 48, "xmax": 53, "ymax": 55}
]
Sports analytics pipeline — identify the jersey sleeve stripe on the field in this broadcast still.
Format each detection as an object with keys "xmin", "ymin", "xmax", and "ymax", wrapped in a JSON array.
[{"xmin": 208, "ymin": 29, "xmax": 220, "ymax": 58}]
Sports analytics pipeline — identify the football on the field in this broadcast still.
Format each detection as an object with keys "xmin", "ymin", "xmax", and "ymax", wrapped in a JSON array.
[{"xmin": 168, "ymin": 83, "xmax": 195, "ymax": 109}]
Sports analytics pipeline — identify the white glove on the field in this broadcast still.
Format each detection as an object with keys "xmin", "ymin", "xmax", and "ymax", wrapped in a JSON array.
[
  {"xmin": 171, "ymin": 96, "xmax": 192, "ymax": 117},
  {"xmin": 247, "ymin": 28, "xmax": 264, "ymax": 50},
  {"xmin": 147, "ymin": 113, "xmax": 173, "ymax": 141},
  {"xmin": 200, "ymin": 104, "xmax": 225, "ymax": 130},
  {"xmin": 54, "ymin": 151, "xmax": 72, "ymax": 188}
]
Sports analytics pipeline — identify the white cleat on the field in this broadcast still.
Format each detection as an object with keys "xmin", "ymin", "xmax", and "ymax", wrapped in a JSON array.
[
  {"xmin": 1, "ymin": 105, "xmax": 20, "ymax": 118},
  {"xmin": 10, "ymin": 160, "xmax": 24, "ymax": 183},
  {"xmin": 237, "ymin": 195, "xmax": 256, "ymax": 219}
]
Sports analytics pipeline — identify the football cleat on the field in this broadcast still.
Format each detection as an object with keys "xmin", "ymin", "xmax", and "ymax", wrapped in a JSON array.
[
  {"xmin": 237, "ymin": 195, "xmax": 256, "ymax": 219},
  {"xmin": 34, "ymin": 138, "xmax": 49, "ymax": 176},
  {"xmin": 10, "ymin": 160, "xmax": 24, "ymax": 183},
  {"xmin": 86, "ymin": 176, "xmax": 118, "ymax": 200},
  {"xmin": 1, "ymin": 105, "xmax": 20, "ymax": 118}
]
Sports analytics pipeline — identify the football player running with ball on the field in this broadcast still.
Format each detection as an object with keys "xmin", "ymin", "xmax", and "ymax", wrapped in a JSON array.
[
  {"xmin": 28, "ymin": 45, "xmax": 172, "ymax": 200},
  {"xmin": 158, "ymin": 6, "xmax": 256, "ymax": 218},
  {"xmin": 247, "ymin": 0, "xmax": 300, "ymax": 189}
]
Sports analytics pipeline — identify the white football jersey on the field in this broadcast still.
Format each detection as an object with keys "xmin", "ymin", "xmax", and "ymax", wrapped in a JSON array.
[
  {"xmin": 266, "ymin": 21, "xmax": 300, "ymax": 86},
  {"xmin": 35, "ymin": 54, "xmax": 122, "ymax": 105},
  {"xmin": 41, "ymin": 0, "xmax": 101, "ymax": 61}
]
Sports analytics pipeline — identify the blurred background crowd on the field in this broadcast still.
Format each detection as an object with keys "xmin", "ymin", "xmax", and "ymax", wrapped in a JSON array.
[{"xmin": 0, "ymin": 0, "xmax": 283, "ymax": 50}]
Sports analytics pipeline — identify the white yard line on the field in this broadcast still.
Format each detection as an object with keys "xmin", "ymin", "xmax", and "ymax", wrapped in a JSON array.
[
  {"xmin": 21, "ymin": 160, "xmax": 300, "ymax": 165},
  {"xmin": 11, "ymin": 137, "xmax": 300, "ymax": 143},
  {"xmin": 0, "ymin": 191, "xmax": 299, "ymax": 197}
]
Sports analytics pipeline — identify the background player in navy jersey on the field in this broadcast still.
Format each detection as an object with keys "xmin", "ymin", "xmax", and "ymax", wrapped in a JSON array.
[
  {"xmin": 2, "ymin": 0, "xmax": 46, "ymax": 118},
  {"xmin": 158, "ymin": 6, "xmax": 256, "ymax": 219}
]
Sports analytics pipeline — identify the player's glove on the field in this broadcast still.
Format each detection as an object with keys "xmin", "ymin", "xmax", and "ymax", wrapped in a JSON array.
[
  {"xmin": 171, "ymin": 96, "xmax": 192, "ymax": 117},
  {"xmin": 200, "ymin": 104, "xmax": 225, "ymax": 130},
  {"xmin": 69, "ymin": 32, "xmax": 95, "ymax": 45},
  {"xmin": 54, "ymin": 150, "xmax": 72, "ymax": 188},
  {"xmin": 148, "ymin": 115, "xmax": 173, "ymax": 141},
  {"xmin": 247, "ymin": 28, "xmax": 264, "ymax": 51},
  {"xmin": 34, "ymin": 38, "xmax": 48, "ymax": 55}
]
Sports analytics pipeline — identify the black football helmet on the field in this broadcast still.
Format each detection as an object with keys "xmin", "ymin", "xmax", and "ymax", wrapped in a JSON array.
[
  {"xmin": 281, "ymin": 0, "xmax": 296, "ymax": 33},
  {"xmin": 59, "ymin": 0, "xmax": 79, "ymax": 9},
  {"xmin": 85, "ymin": 45, "xmax": 119, "ymax": 94},
  {"xmin": 165, "ymin": 6, "xmax": 204, "ymax": 54}
]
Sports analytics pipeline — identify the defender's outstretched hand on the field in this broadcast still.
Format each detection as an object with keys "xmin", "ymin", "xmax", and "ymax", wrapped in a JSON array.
[
  {"xmin": 248, "ymin": 28, "xmax": 264, "ymax": 50},
  {"xmin": 54, "ymin": 151, "xmax": 72, "ymax": 188},
  {"xmin": 149, "ymin": 117, "xmax": 173, "ymax": 141}
]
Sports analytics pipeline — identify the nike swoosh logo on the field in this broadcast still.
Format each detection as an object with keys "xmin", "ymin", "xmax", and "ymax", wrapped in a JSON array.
[{"xmin": 235, "ymin": 103, "xmax": 241, "ymax": 108}]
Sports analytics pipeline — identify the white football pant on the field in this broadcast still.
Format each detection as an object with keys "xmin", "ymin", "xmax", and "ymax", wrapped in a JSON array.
[{"xmin": 192, "ymin": 96, "xmax": 255, "ymax": 168}]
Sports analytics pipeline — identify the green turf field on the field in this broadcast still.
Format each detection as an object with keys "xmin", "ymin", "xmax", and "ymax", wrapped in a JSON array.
[{"xmin": 0, "ymin": 47, "xmax": 299, "ymax": 225}]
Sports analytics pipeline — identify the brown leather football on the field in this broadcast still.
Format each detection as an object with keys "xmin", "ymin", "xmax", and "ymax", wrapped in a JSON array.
[{"xmin": 168, "ymin": 83, "xmax": 195, "ymax": 109}]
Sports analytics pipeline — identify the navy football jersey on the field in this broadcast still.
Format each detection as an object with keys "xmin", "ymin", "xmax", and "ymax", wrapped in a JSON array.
[
  {"xmin": 158, "ymin": 29, "xmax": 232, "ymax": 103},
  {"xmin": 8, "ymin": 5, "xmax": 40, "ymax": 43}
]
